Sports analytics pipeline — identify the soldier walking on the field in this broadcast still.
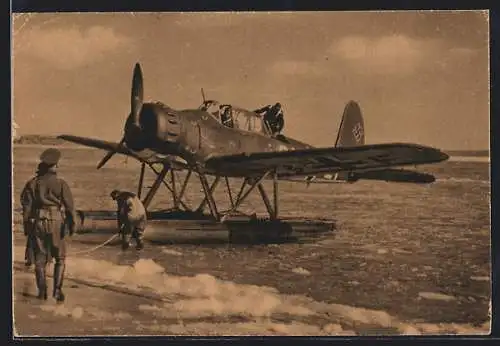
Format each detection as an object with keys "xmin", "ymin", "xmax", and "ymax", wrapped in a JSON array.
[
  {"xmin": 110, "ymin": 190, "xmax": 147, "ymax": 251},
  {"xmin": 20, "ymin": 148, "xmax": 76, "ymax": 302}
]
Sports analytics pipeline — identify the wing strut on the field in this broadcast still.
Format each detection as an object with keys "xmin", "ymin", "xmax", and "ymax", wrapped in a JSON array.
[
  {"xmin": 195, "ymin": 175, "xmax": 222, "ymax": 217},
  {"xmin": 273, "ymin": 171, "xmax": 279, "ymax": 218},
  {"xmin": 170, "ymin": 170, "xmax": 178, "ymax": 209},
  {"xmin": 197, "ymin": 172, "xmax": 221, "ymax": 221},
  {"xmin": 178, "ymin": 170, "xmax": 193, "ymax": 204},
  {"xmin": 148, "ymin": 164, "xmax": 192, "ymax": 212},
  {"xmin": 257, "ymin": 170, "xmax": 279, "ymax": 219},
  {"xmin": 137, "ymin": 162, "xmax": 146, "ymax": 199},
  {"xmin": 123, "ymin": 163, "xmax": 283, "ymax": 221},
  {"xmin": 225, "ymin": 177, "xmax": 235, "ymax": 209},
  {"xmin": 221, "ymin": 171, "xmax": 273, "ymax": 220},
  {"xmin": 142, "ymin": 164, "xmax": 170, "ymax": 209},
  {"xmin": 189, "ymin": 169, "xmax": 281, "ymax": 221}
]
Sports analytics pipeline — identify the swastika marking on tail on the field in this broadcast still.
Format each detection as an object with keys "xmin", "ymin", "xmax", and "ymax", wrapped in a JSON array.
[{"xmin": 352, "ymin": 123, "xmax": 364, "ymax": 143}]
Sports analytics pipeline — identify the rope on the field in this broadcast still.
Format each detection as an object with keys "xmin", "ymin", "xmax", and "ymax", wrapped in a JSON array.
[{"xmin": 70, "ymin": 233, "xmax": 120, "ymax": 256}]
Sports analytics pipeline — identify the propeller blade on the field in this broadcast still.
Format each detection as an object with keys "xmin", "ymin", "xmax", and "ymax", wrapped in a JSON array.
[
  {"xmin": 96, "ymin": 151, "xmax": 116, "ymax": 170},
  {"xmin": 131, "ymin": 63, "xmax": 144, "ymax": 126},
  {"xmin": 96, "ymin": 138, "xmax": 125, "ymax": 170}
]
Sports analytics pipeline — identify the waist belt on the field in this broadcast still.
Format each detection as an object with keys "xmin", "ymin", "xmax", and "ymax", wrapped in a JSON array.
[
  {"xmin": 40, "ymin": 206, "xmax": 61, "ymax": 211},
  {"xmin": 35, "ymin": 206, "xmax": 63, "ymax": 220}
]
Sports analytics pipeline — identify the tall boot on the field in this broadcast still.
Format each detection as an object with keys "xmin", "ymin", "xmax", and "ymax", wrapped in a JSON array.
[
  {"xmin": 135, "ymin": 230, "xmax": 144, "ymax": 250},
  {"xmin": 35, "ymin": 265, "xmax": 48, "ymax": 300},
  {"xmin": 53, "ymin": 262, "xmax": 66, "ymax": 303},
  {"xmin": 121, "ymin": 232, "xmax": 131, "ymax": 251},
  {"xmin": 136, "ymin": 238, "xmax": 144, "ymax": 250}
]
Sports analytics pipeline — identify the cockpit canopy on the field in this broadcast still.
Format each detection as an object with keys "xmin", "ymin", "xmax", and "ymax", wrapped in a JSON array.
[
  {"xmin": 198, "ymin": 100, "xmax": 220, "ymax": 114},
  {"xmin": 198, "ymin": 100, "xmax": 273, "ymax": 136}
]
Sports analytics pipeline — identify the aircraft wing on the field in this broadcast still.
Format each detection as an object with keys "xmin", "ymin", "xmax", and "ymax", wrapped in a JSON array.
[
  {"xmin": 57, "ymin": 135, "xmax": 188, "ymax": 168},
  {"xmin": 204, "ymin": 143, "xmax": 449, "ymax": 178},
  {"xmin": 58, "ymin": 135, "xmax": 130, "ymax": 155}
]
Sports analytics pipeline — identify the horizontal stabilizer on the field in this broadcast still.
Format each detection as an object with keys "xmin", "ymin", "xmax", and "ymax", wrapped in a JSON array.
[
  {"xmin": 286, "ymin": 168, "xmax": 435, "ymax": 184},
  {"xmin": 350, "ymin": 168, "xmax": 436, "ymax": 184}
]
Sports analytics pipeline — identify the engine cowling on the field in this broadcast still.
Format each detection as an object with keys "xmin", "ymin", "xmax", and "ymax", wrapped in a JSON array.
[{"xmin": 124, "ymin": 103, "xmax": 181, "ymax": 152}]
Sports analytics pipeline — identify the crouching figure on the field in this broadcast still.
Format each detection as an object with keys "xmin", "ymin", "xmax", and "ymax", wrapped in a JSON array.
[{"xmin": 110, "ymin": 190, "xmax": 147, "ymax": 250}]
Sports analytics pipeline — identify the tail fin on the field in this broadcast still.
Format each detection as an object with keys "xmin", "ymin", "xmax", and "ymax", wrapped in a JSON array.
[
  {"xmin": 325, "ymin": 101, "xmax": 365, "ymax": 183},
  {"xmin": 301, "ymin": 102, "xmax": 437, "ymax": 185},
  {"xmin": 303, "ymin": 101, "xmax": 365, "ymax": 185},
  {"xmin": 334, "ymin": 100, "xmax": 365, "ymax": 148}
]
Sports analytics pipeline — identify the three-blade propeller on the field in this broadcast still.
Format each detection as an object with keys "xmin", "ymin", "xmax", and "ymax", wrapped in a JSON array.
[{"xmin": 96, "ymin": 63, "xmax": 144, "ymax": 170}]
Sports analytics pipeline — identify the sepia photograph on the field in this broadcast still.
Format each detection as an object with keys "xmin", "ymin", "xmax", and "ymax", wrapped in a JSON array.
[{"xmin": 11, "ymin": 11, "xmax": 490, "ymax": 336}]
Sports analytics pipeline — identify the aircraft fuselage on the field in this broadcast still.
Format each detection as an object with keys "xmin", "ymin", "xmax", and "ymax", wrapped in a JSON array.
[{"xmin": 133, "ymin": 101, "xmax": 314, "ymax": 168}]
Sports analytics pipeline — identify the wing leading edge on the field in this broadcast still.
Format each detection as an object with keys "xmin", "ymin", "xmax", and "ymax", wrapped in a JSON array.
[
  {"xmin": 57, "ymin": 135, "xmax": 182, "ymax": 166},
  {"xmin": 58, "ymin": 135, "xmax": 129, "ymax": 154},
  {"xmin": 204, "ymin": 143, "xmax": 449, "ymax": 178}
]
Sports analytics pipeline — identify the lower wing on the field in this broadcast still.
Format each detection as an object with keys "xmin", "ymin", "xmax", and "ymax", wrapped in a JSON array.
[
  {"xmin": 57, "ymin": 135, "xmax": 189, "ymax": 169},
  {"xmin": 204, "ymin": 143, "xmax": 449, "ymax": 179}
]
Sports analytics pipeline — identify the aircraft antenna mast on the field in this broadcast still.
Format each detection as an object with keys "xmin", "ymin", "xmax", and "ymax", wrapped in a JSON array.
[{"xmin": 201, "ymin": 88, "xmax": 206, "ymax": 103}]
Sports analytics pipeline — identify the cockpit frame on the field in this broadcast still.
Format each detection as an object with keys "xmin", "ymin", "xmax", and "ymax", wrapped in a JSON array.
[{"xmin": 198, "ymin": 100, "xmax": 274, "ymax": 137}]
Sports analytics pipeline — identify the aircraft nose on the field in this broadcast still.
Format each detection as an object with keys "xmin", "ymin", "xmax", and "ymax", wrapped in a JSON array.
[
  {"xmin": 160, "ymin": 112, "xmax": 182, "ymax": 143},
  {"xmin": 123, "ymin": 113, "xmax": 144, "ymax": 151},
  {"xmin": 139, "ymin": 105, "xmax": 182, "ymax": 146},
  {"xmin": 123, "ymin": 104, "xmax": 181, "ymax": 151}
]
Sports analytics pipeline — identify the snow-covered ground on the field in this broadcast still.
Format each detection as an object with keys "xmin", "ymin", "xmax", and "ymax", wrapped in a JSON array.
[{"xmin": 12, "ymin": 246, "xmax": 490, "ymax": 336}]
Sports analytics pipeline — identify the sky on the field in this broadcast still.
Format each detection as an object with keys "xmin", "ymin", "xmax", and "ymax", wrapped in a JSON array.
[{"xmin": 12, "ymin": 11, "xmax": 489, "ymax": 150}]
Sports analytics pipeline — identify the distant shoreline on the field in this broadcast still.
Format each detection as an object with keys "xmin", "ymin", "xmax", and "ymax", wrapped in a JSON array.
[
  {"xmin": 13, "ymin": 135, "xmax": 85, "ymax": 147},
  {"xmin": 13, "ymin": 143, "xmax": 94, "ymax": 150},
  {"xmin": 445, "ymin": 150, "xmax": 489, "ymax": 157},
  {"xmin": 13, "ymin": 135, "xmax": 490, "ymax": 157}
]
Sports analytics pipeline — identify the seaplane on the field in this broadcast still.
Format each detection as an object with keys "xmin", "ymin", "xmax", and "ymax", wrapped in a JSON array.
[{"xmin": 58, "ymin": 62, "xmax": 449, "ymax": 224}]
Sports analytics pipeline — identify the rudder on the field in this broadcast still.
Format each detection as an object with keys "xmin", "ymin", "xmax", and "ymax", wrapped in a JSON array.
[
  {"xmin": 329, "ymin": 101, "xmax": 365, "ymax": 182},
  {"xmin": 334, "ymin": 100, "xmax": 365, "ymax": 148},
  {"xmin": 303, "ymin": 101, "xmax": 365, "ymax": 185}
]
